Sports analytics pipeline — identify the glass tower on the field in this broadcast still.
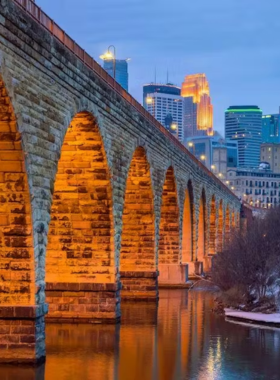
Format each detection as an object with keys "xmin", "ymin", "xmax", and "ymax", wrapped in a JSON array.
[
  {"xmin": 225, "ymin": 106, "xmax": 262, "ymax": 168},
  {"xmin": 262, "ymin": 114, "xmax": 280, "ymax": 143},
  {"xmin": 143, "ymin": 84, "xmax": 183, "ymax": 143},
  {"xmin": 103, "ymin": 59, "xmax": 129, "ymax": 91},
  {"xmin": 181, "ymin": 74, "xmax": 213, "ymax": 141}
]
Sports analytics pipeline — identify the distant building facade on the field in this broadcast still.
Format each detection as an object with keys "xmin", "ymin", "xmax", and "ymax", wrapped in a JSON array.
[
  {"xmin": 186, "ymin": 136, "xmax": 238, "ymax": 179},
  {"xmin": 260, "ymin": 143, "xmax": 280, "ymax": 173},
  {"xmin": 227, "ymin": 167, "xmax": 280, "ymax": 208},
  {"xmin": 262, "ymin": 113, "xmax": 280, "ymax": 143},
  {"xmin": 181, "ymin": 74, "xmax": 213, "ymax": 141},
  {"xmin": 143, "ymin": 83, "xmax": 183, "ymax": 142},
  {"xmin": 103, "ymin": 59, "xmax": 129, "ymax": 91},
  {"xmin": 225, "ymin": 106, "xmax": 262, "ymax": 168}
]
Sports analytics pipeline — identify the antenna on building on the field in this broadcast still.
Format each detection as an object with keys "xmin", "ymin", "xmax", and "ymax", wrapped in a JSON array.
[
  {"xmin": 154, "ymin": 67, "xmax": 157, "ymax": 84},
  {"xmin": 167, "ymin": 69, "xmax": 169, "ymax": 84}
]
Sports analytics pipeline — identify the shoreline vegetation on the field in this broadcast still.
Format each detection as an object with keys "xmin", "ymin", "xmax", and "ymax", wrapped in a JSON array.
[{"xmin": 211, "ymin": 207, "xmax": 280, "ymax": 324}]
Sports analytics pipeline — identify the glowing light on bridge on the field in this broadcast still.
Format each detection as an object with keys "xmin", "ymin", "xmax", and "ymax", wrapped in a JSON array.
[{"xmin": 181, "ymin": 74, "xmax": 213, "ymax": 136}]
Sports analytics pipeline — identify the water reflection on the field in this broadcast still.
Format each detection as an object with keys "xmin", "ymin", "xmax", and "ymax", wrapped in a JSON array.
[{"xmin": 1, "ymin": 290, "xmax": 280, "ymax": 380}]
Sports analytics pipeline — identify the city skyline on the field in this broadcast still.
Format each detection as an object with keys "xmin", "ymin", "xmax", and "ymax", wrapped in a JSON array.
[{"xmin": 35, "ymin": 0, "xmax": 280, "ymax": 136}]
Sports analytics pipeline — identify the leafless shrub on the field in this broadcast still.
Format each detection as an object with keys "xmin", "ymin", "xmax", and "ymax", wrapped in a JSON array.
[{"xmin": 212, "ymin": 207, "xmax": 280, "ymax": 305}]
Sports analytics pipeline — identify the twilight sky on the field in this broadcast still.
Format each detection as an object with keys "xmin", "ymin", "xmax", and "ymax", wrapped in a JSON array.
[{"xmin": 37, "ymin": 0, "xmax": 280, "ymax": 135}]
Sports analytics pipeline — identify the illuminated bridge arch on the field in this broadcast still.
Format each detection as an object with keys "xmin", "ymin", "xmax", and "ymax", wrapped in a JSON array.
[
  {"xmin": 209, "ymin": 195, "xmax": 217, "ymax": 255},
  {"xmin": 0, "ymin": 74, "xmax": 35, "ymax": 306},
  {"xmin": 197, "ymin": 188, "xmax": 206, "ymax": 262},
  {"xmin": 217, "ymin": 200, "xmax": 224, "ymax": 253},
  {"xmin": 225, "ymin": 206, "xmax": 231, "ymax": 246},
  {"xmin": 45, "ymin": 111, "xmax": 117, "ymax": 320},
  {"xmin": 158, "ymin": 166, "xmax": 180, "ymax": 265},
  {"xmin": 182, "ymin": 180, "xmax": 194, "ymax": 263},
  {"xmin": 120, "ymin": 146, "xmax": 156, "ymax": 300}
]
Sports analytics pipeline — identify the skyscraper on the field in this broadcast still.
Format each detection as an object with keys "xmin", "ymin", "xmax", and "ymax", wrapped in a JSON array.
[
  {"xmin": 181, "ymin": 74, "xmax": 213, "ymax": 141},
  {"xmin": 262, "ymin": 113, "xmax": 280, "ymax": 143},
  {"xmin": 143, "ymin": 83, "xmax": 183, "ymax": 142},
  {"xmin": 225, "ymin": 106, "xmax": 262, "ymax": 167},
  {"xmin": 186, "ymin": 136, "xmax": 238, "ymax": 179},
  {"xmin": 103, "ymin": 59, "xmax": 129, "ymax": 91}
]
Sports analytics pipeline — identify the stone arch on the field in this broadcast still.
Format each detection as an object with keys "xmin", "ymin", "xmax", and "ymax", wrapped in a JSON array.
[
  {"xmin": 208, "ymin": 195, "xmax": 216, "ymax": 255},
  {"xmin": 225, "ymin": 206, "xmax": 230, "ymax": 245},
  {"xmin": 231, "ymin": 210, "xmax": 236, "ymax": 229},
  {"xmin": 46, "ymin": 111, "xmax": 114, "ymax": 283},
  {"xmin": 197, "ymin": 188, "xmax": 206, "ymax": 262},
  {"xmin": 45, "ymin": 111, "xmax": 119, "ymax": 322},
  {"xmin": 0, "ymin": 75, "xmax": 35, "ymax": 306},
  {"xmin": 120, "ymin": 147, "xmax": 157, "ymax": 300},
  {"xmin": 158, "ymin": 166, "xmax": 180, "ymax": 265},
  {"xmin": 182, "ymin": 180, "xmax": 194, "ymax": 263},
  {"xmin": 120, "ymin": 146, "xmax": 155, "ymax": 270},
  {"xmin": 217, "ymin": 200, "xmax": 224, "ymax": 253}
]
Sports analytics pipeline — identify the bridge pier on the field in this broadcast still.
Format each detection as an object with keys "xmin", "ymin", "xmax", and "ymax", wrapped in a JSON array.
[
  {"xmin": 120, "ymin": 271, "xmax": 158, "ymax": 301},
  {"xmin": 0, "ymin": 304, "xmax": 47, "ymax": 364},
  {"xmin": 45, "ymin": 282, "xmax": 121, "ymax": 323},
  {"xmin": 158, "ymin": 264, "xmax": 189, "ymax": 286}
]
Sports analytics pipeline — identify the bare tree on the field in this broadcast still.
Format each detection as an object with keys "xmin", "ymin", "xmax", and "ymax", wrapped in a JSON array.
[{"xmin": 213, "ymin": 207, "xmax": 280, "ymax": 307}]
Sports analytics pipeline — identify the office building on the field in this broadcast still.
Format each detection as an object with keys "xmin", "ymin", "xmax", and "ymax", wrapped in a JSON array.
[
  {"xmin": 143, "ymin": 83, "xmax": 183, "ymax": 142},
  {"xmin": 103, "ymin": 59, "xmax": 129, "ymax": 91},
  {"xmin": 262, "ymin": 113, "xmax": 280, "ymax": 143},
  {"xmin": 186, "ymin": 136, "xmax": 238, "ymax": 179},
  {"xmin": 227, "ymin": 166, "xmax": 280, "ymax": 208},
  {"xmin": 260, "ymin": 143, "xmax": 280, "ymax": 173},
  {"xmin": 181, "ymin": 74, "xmax": 213, "ymax": 141},
  {"xmin": 225, "ymin": 106, "xmax": 262, "ymax": 168}
]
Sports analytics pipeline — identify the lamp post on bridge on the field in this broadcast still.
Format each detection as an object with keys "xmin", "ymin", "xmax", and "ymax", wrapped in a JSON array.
[{"xmin": 100, "ymin": 45, "xmax": 116, "ymax": 80}]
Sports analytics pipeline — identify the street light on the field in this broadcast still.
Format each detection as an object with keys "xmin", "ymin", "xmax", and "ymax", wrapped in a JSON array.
[
  {"xmin": 146, "ymin": 96, "xmax": 155, "ymax": 117},
  {"xmin": 200, "ymin": 155, "xmax": 206, "ymax": 161},
  {"xmin": 211, "ymin": 165, "xmax": 215, "ymax": 170},
  {"xmin": 170, "ymin": 123, "xmax": 177, "ymax": 131},
  {"xmin": 100, "ymin": 45, "xmax": 116, "ymax": 80}
]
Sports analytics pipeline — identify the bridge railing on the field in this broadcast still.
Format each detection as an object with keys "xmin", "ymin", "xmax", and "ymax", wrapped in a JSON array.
[{"xmin": 12, "ymin": 0, "xmax": 236, "ymax": 197}]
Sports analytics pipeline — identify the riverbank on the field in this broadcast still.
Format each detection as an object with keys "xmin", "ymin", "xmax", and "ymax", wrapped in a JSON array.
[{"xmin": 225, "ymin": 308, "xmax": 280, "ymax": 327}]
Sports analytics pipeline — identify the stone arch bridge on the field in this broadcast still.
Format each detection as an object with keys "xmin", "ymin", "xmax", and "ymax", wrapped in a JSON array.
[{"xmin": 0, "ymin": 0, "xmax": 240, "ymax": 363}]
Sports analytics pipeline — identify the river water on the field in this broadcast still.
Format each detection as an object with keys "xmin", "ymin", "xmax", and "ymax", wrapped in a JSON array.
[{"xmin": 1, "ymin": 289, "xmax": 280, "ymax": 380}]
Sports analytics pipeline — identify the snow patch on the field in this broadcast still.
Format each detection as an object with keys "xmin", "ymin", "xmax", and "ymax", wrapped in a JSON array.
[{"xmin": 225, "ymin": 308, "xmax": 280, "ymax": 323}]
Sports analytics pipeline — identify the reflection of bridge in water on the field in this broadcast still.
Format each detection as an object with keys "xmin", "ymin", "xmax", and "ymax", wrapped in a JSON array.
[{"xmin": 2, "ymin": 290, "xmax": 280, "ymax": 380}]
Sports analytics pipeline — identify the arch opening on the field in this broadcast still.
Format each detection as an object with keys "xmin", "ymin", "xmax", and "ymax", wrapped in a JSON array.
[
  {"xmin": 158, "ymin": 167, "xmax": 180, "ymax": 265},
  {"xmin": 197, "ymin": 190, "xmax": 206, "ymax": 262},
  {"xmin": 225, "ymin": 206, "xmax": 230, "ymax": 245},
  {"xmin": 120, "ymin": 147, "xmax": 156, "ymax": 300},
  {"xmin": 209, "ymin": 196, "xmax": 216, "ymax": 255},
  {"xmin": 0, "ymin": 75, "xmax": 48, "ymax": 364},
  {"xmin": 46, "ymin": 112, "xmax": 114, "ymax": 284},
  {"xmin": 45, "ymin": 111, "xmax": 118, "ymax": 322},
  {"xmin": 0, "ymin": 77, "xmax": 34, "ymax": 306},
  {"xmin": 182, "ymin": 181, "xmax": 194, "ymax": 263},
  {"xmin": 217, "ymin": 200, "xmax": 224, "ymax": 253},
  {"xmin": 231, "ymin": 212, "xmax": 236, "ymax": 229}
]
